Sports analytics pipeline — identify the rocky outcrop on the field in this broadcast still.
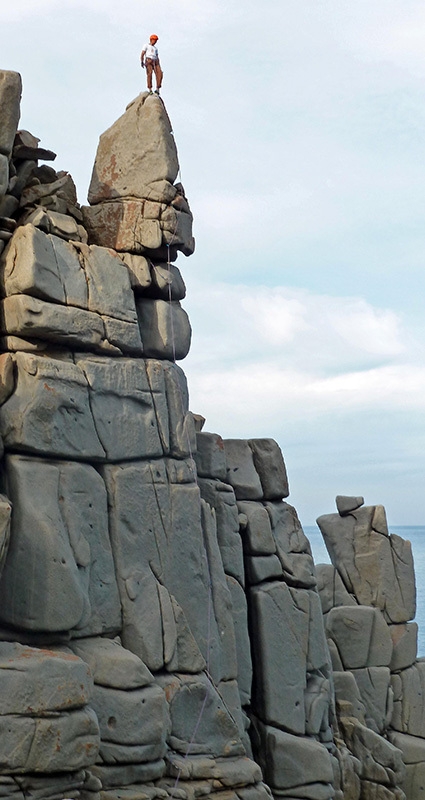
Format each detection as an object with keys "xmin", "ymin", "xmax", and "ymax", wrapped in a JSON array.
[
  {"xmin": 0, "ymin": 70, "xmax": 423, "ymax": 800},
  {"xmin": 317, "ymin": 497, "xmax": 423, "ymax": 800}
]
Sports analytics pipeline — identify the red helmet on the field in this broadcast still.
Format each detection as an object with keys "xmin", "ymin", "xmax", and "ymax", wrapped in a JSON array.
[{"xmin": 150, "ymin": 34, "xmax": 158, "ymax": 41}]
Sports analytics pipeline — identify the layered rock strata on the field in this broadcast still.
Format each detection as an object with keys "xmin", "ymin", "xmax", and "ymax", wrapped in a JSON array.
[{"xmin": 0, "ymin": 69, "xmax": 423, "ymax": 800}]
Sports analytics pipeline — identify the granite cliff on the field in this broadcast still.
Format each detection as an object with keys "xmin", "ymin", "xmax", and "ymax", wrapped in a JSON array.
[{"xmin": 0, "ymin": 69, "xmax": 424, "ymax": 800}]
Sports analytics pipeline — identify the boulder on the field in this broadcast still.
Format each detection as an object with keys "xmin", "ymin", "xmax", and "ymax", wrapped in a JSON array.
[
  {"xmin": 335, "ymin": 496, "xmax": 364, "ymax": 516},
  {"xmin": 195, "ymin": 432, "xmax": 227, "ymax": 480},
  {"xmin": 87, "ymin": 93, "xmax": 179, "ymax": 204},
  {"xmin": 224, "ymin": 440, "xmax": 263, "ymax": 500},
  {"xmin": 351, "ymin": 667, "xmax": 392, "ymax": 733},
  {"xmin": 265, "ymin": 501, "xmax": 316, "ymax": 589},
  {"xmin": 0, "ymin": 154, "xmax": 8, "ymax": 197},
  {"xmin": 0, "ymin": 454, "xmax": 121, "ymax": 635},
  {"xmin": 0, "ymin": 641, "xmax": 93, "ymax": 714},
  {"xmin": 69, "ymin": 637, "xmax": 154, "ymax": 690},
  {"xmin": 317, "ymin": 508, "xmax": 415, "ymax": 623},
  {"xmin": 0, "ymin": 71, "xmax": 22, "ymax": 157},
  {"xmin": 0, "ymin": 707, "xmax": 99, "ymax": 773},
  {"xmin": 226, "ymin": 575, "xmax": 253, "ymax": 706},
  {"xmin": 391, "ymin": 661, "xmax": 425, "ymax": 736},
  {"xmin": 389, "ymin": 623, "xmax": 418, "ymax": 672},
  {"xmin": 148, "ymin": 263, "xmax": 186, "ymax": 301},
  {"xmin": 156, "ymin": 672, "xmax": 244, "ymax": 758},
  {"xmin": 91, "ymin": 683, "xmax": 169, "ymax": 747},
  {"xmin": 119, "ymin": 252, "xmax": 152, "ymax": 291},
  {"xmin": 136, "ymin": 298, "xmax": 191, "ymax": 360},
  {"xmin": 325, "ymin": 606, "xmax": 393, "ymax": 669},
  {"xmin": 245, "ymin": 554, "xmax": 283, "ymax": 584},
  {"xmin": 315, "ymin": 564, "xmax": 357, "ymax": 614},
  {"xmin": 333, "ymin": 671, "xmax": 366, "ymax": 723},
  {"xmin": 252, "ymin": 720, "xmax": 334, "ymax": 791},
  {"xmin": 197, "ymin": 478, "xmax": 244, "ymax": 584},
  {"xmin": 250, "ymin": 581, "xmax": 312, "ymax": 733},
  {"xmin": 237, "ymin": 501, "xmax": 276, "ymax": 556},
  {"xmin": 248, "ymin": 439, "xmax": 289, "ymax": 500}
]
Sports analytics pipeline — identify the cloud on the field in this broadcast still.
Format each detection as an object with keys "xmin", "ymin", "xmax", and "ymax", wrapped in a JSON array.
[{"xmin": 183, "ymin": 281, "xmax": 424, "ymax": 434}]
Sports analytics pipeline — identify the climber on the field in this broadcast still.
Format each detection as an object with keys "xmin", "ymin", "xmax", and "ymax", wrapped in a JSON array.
[{"xmin": 140, "ymin": 34, "xmax": 163, "ymax": 95}]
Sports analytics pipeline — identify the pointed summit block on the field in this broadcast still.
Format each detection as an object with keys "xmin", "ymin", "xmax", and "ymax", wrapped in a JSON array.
[
  {"xmin": 88, "ymin": 92, "xmax": 179, "ymax": 204},
  {"xmin": 83, "ymin": 93, "xmax": 194, "ymax": 259}
]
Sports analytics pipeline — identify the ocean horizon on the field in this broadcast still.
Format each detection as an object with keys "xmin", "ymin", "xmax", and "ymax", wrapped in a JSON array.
[{"xmin": 305, "ymin": 524, "xmax": 425, "ymax": 657}]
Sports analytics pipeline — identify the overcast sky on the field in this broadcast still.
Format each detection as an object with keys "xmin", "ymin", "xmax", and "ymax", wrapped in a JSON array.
[{"xmin": 1, "ymin": 0, "xmax": 425, "ymax": 525}]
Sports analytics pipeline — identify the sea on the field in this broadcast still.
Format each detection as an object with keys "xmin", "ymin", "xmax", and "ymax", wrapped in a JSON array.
[{"xmin": 305, "ymin": 525, "xmax": 425, "ymax": 658}]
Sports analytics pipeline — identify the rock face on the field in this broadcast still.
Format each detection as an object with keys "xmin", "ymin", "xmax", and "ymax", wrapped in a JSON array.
[
  {"xmin": 316, "ymin": 497, "xmax": 423, "ymax": 800},
  {"xmin": 0, "ymin": 72, "xmax": 422, "ymax": 800}
]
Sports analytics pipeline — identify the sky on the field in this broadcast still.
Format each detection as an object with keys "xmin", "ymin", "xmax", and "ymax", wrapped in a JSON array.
[{"xmin": 1, "ymin": 0, "xmax": 425, "ymax": 525}]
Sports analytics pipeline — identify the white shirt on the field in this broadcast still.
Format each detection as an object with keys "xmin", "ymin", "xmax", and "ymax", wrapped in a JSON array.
[{"xmin": 143, "ymin": 43, "xmax": 159, "ymax": 60}]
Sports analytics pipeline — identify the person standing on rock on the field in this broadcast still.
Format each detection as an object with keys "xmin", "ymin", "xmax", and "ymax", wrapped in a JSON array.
[{"xmin": 140, "ymin": 34, "xmax": 163, "ymax": 95}]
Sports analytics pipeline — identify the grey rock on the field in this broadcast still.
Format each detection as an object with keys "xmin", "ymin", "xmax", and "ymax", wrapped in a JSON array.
[
  {"xmin": 0, "ymin": 154, "xmax": 8, "ymax": 196},
  {"xmin": 0, "ymin": 707, "xmax": 99, "ymax": 773},
  {"xmin": 389, "ymin": 623, "xmax": 418, "ymax": 672},
  {"xmin": 217, "ymin": 678, "xmax": 250, "ymax": 753},
  {"xmin": 6, "ymin": 771, "xmax": 87, "ymax": 799},
  {"xmin": 250, "ymin": 581, "xmax": 310, "ymax": 733},
  {"xmin": 0, "ymin": 454, "xmax": 121, "ymax": 635},
  {"xmin": 91, "ymin": 683, "xmax": 169, "ymax": 746},
  {"xmin": 391, "ymin": 661, "xmax": 425, "ymax": 736},
  {"xmin": 265, "ymin": 501, "xmax": 316, "ymax": 589},
  {"xmin": 351, "ymin": 667, "xmax": 392, "ymax": 733},
  {"xmin": 327, "ymin": 639, "xmax": 344, "ymax": 672},
  {"xmin": 325, "ymin": 606, "xmax": 393, "ymax": 669},
  {"xmin": 248, "ymin": 439, "xmax": 289, "ymax": 500},
  {"xmin": 1, "ymin": 226, "xmax": 139, "ymax": 329},
  {"xmin": 224, "ymin": 440, "xmax": 263, "ymax": 501},
  {"xmin": 317, "ymin": 508, "xmax": 415, "ymax": 623},
  {"xmin": 252, "ymin": 720, "xmax": 334, "ymax": 791},
  {"xmin": 226, "ymin": 575, "xmax": 253, "ymax": 706},
  {"xmin": 69, "ymin": 638, "xmax": 154, "ymax": 690},
  {"xmin": 101, "ymin": 314, "xmax": 144, "ymax": 355},
  {"xmin": 161, "ymin": 360, "xmax": 196, "ymax": 458},
  {"xmin": 0, "ymin": 492, "xmax": 11, "ymax": 578},
  {"xmin": 387, "ymin": 730, "xmax": 425, "ymax": 763},
  {"xmin": 120, "ymin": 252, "xmax": 152, "ymax": 292},
  {"xmin": 245, "ymin": 554, "xmax": 283, "ymax": 584},
  {"xmin": 0, "ymin": 293, "xmax": 108, "ymax": 348},
  {"xmin": 195, "ymin": 432, "xmax": 227, "ymax": 480},
  {"xmin": 102, "ymin": 461, "xmax": 226, "ymax": 677},
  {"xmin": 335, "ymin": 495, "xmax": 364, "ymax": 516},
  {"xmin": 0, "ymin": 641, "xmax": 93, "ymax": 713},
  {"xmin": 148, "ymin": 263, "xmax": 186, "ymax": 301},
  {"xmin": 308, "ymin": 589, "xmax": 332, "ymax": 672},
  {"xmin": 1, "ymin": 224, "xmax": 68, "ymax": 302},
  {"xmin": 237, "ymin": 501, "xmax": 276, "ymax": 556},
  {"xmin": 315, "ymin": 564, "xmax": 357, "ymax": 614},
  {"xmin": 197, "ymin": 478, "xmax": 244, "ymax": 584},
  {"xmin": 82, "ymin": 200, "xmax": 161, "ymax": 252},
  {"xmin": 156, "ymin": 672, "xmax": 244, "ymax": 758},
  {"xmin": 136, "ymin": 298, "xmax": 191, "ymax": 360},
  {"xmin": 0, "ymin": 193, "xmax": 19, "ymax": 216},
  {"xmin": 304, "ymin": 674, "xmax": 332, "ymax": 736},
  {"xmin": 339, "ymin": 716, "xmax": 405, "ymax": 787},
  {"xmin": 88, "ymin": 93, "xmax": 179, "ymax": 204},
  {"xmin": 75, "ymin": 356, "xmax": 168, "ymax": 461},
  {"xmin": 0, "ymin": 71, "xmax": 22, "ymax": 157},
  {"xmin": 200, "ymin": 499, "xmax": 239, "ymax": 682},
  {"xmin": 76, "ymin": 242, "xmax": 137, "ymax": 323},
  {"xmin": 99, "ymin": 740, "xmax": 167, "ymax": 766},
  {"xmin": 333, "ymin": 671, "xmax": 366, "ymax": 724},
  {"xmin": 90, "ymin": 759, "xmax": 166, "ymax": 788}
]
